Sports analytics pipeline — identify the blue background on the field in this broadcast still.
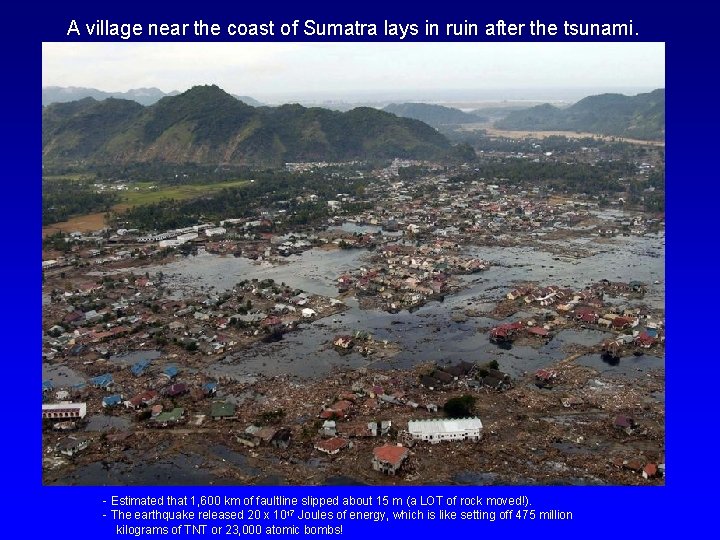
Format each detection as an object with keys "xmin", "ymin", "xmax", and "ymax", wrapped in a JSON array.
[{"xmin": 3, "ymin": 0, "xmax": 710, "ymax": 535}]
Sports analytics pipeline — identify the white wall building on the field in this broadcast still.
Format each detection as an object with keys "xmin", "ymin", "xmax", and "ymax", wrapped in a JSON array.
[
  {"xmin": 407, "ymin": 417, "xmax": 483, "ymax": 443},
  {"xmin": 42, "ymin": 402, "xmax": 87, "ymax": 420},
  {"xmin": 159, "ymin": 232, "xmax": 199, "ymax": 248}
]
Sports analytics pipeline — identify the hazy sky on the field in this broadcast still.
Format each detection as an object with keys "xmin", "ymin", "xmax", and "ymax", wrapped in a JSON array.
[{"xmin": 42, "ymin": 42, "xmax": 664, "ymax": 102}]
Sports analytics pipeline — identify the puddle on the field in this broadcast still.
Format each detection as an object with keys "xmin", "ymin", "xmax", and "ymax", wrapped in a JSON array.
[
  {"xmin": 84, "ymin": 415, "xmax": 131, "ymax": 432},
  {"xmin": 576, "ymin": 353, "xmax": 664, "ymax": 378},
  {"xmin": 109, "ymin": 350, "xmax": 163, "ymax": 366},
  {"xmin": 42, "ymin": 363, "xmax": 86, "ymax": 387}
]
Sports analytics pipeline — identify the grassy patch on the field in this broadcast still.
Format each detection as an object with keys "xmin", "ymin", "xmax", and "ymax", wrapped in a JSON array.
[
  {"xmin": 118, "ymin": 180, "xmax": 250, "ymax": 206},
  {"xmin": 42, "ymin": 174, "xmax": 95, "ymax": 182}
]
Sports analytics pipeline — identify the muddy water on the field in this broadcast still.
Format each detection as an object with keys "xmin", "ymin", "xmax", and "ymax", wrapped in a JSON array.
[
  {"xmin": 142, "ymin": 248, "xmax": 367, "ymax": 298},
  {"xmin": 85, "ymin": 414, "xmax": 132, "ymax": 432},
  {"xmin": 50, "ymin": 452, "xmax": 218, "ymax": 486},
  {"xmin": 49, "ymin": 445, "xmax": 286, "ymax": 486},
  {"xmin": 576, "ymin": 352, "xmax": 664, "ymax": 377},
  {"xmin": 138, "ymin": 224, "xmax": 663, "ymax": 381},
  {"xmin": 109, "ymin": 350, "xmax": 163, "ymax": 366},
  {"xmin": 42, "ymin": 363, "xmax": 86, "ymax": 387}
]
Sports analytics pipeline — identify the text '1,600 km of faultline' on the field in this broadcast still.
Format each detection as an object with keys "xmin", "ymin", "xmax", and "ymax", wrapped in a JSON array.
[{"xmin": 110, "ymin": 495, "xmax": 531, "ymax": 509}]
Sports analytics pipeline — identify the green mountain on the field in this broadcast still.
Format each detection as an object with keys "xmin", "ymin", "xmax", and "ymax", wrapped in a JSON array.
[
  {"xmin": 42, "ymin": 85, "xmax": 450, "ymax": 166},
  {"xmin": 42, "ymin": 86, "xmax": 263, "ymax": 107},
  {"xmin": 383, "ymin": 103, "xmax": 485, "ymax": 128},
  {"xmin": 42, "ymin": 97, "xmax": 145, "ymax": 159},
  {"xmin": 495, "ymin": 89, "xmax": 665, "ymax": 140}
]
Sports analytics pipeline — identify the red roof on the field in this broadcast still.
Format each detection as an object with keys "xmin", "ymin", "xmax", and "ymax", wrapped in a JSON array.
[
  {"xmin": 528, "ymin": 326, "xmax": 549, "ymax": 337},
  {"xmin": 332, "ymin": 400, "xmax": 353, "ymax": 412},
  {"xmin": 615, "ymin": 414, "xmax": 633, "ymax": 428},
  {"xmin": 315, "ymin": 437, "xmax": 348, "ymax": 453},
  {"xmin": 535, "ymin": 369, "xmax": 556, "ymax": 380},
  {"xmin": 635, "ymin": 332, "xmax": 656, "ymax": 346},
  {"xmin": 612, "ymin": 316, "xmax": 634, "ymax": 328},
  {"xmin": 373, "ymin": 444, "xmax": 409, "ymax": 466},
  {"xmin": 130, "ymin": 390, "xmax": 158, "ymax": 406},
  {"xmin": 491, "ymin": 327, "xmax": 509, "ymax": 338}
]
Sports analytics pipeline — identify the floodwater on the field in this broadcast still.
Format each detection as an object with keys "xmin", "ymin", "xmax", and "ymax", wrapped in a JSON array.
[
  {"xmin": 50, "ymin": 444, "xmax": 287, "ymax": 486},
  {"xmin": 109, "ymin": 350, "xmax": 163, "ymax": 366},
  {"xmin": 576, "ymin": 352, "xmax": 664, "ymax": 377},
  {"xmin": 50, "ymin": 451, "xmax": 218, "ymax": 486},
  {"xmin": 42, "ymin": 363, "xmax": 86, "ymax": 387},
  {"xmin": 85, "ymin": 414, "xmax": 131, "ymax": 432},
  {"xmin": 142, "ymin": 248, "xmax": 367, "ymax": 298},
  {"xmin": 138, "ymin": 220, "xmax": 664, "ymax": 381}
]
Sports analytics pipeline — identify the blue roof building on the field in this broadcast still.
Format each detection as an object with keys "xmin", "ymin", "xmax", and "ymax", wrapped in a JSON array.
[
  {"xmin": 90, "ymin": 374, "xmax": 114, "ymax": 388},
  {"xmin": 131, "ymin": 359, "xmax": 152, "ymax": 376},
  {"xmin": 102, "ymin": 394, "xmax": 123, "ymax": 407},
  {"xmin": 162, "ymin": 365, "xmax": 179, "ymax": 379}
]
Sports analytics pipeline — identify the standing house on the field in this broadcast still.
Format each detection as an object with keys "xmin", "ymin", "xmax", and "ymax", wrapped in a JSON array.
[
  {"xmin": 90, "ymin": 374, "xmax": 114, "ymax": 391},
  {"xmin": 407, "ymin": 418, "xmax": 483, "ymax": 443},
  {"xmin": 314, "ymin": 437, "xmax": 349, "ymax": 455},
  {"xmin": 271, "ymin": 428, "xmax": 292, "ymax": 449},
  {"xmin": 162, "ymin": 383, "xmax": 188, "ymax": 398},
  {"xmin": 124, "ymin": 390, "xmax": 158, "ymax": 409},
  {"xmin": 131, "ymin": 359, "xmax": 152, "ymax": 376},
  {"xmin": 210, "ymin": 401, "xmax": 236, "ymax": 420},
  {"xmin": 203, "ymin": 382, "xmax": 218, "ymax": 397},
  {"xmin": 301, "ymin": 308, "xmax": 317, "ymax": 318},
  {"xmin": 151, "ymin": 408, "xmax": 185, "ymax": 427},
  {"xmin": 162, "ymin": 365, "xmax": 180, "ymax": 380},
  {"xmin": 372, "ymin": 444, "xmax": 409, "ymax": 475},
  {"xmin": 56, "ymin": 437, "xmax": 90, "ymax": 457},
  {"xmin": 102, "ymin": 394, "xmax": 123, "ymax": 408},
  {"xmin": 320, "ymin": 420, "xmax": 337, "ymax": 437},
  {"xmin": 42, "ymin": 402, "xmax": 87, "ymax": 420}
]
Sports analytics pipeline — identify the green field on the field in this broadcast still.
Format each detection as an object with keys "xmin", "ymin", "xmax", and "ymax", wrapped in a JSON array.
[
  {"xmin": 118, "ymin": 180, "xmax": 250, "ymax": 206},
  {"xmin": 42, "ymin": 174, "xmax": 95, "ymax": 182}
]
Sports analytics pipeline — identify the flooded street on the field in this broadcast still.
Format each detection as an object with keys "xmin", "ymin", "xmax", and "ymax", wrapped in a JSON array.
[{"xmin": 138, "ymin": 219, "xmax": 664, "ymax": 381}]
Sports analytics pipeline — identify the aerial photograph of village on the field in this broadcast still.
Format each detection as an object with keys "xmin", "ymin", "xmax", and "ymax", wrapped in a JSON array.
[{"xmin": 42, "ymin": 43, "xmax": 665, "ymax": 485}]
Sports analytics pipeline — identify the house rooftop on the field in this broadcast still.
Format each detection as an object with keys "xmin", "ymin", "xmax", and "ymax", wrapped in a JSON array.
[
  {"xmin": 211, "ymin": 401, "xmax": 236, "ymax": 418},
  {"xmin": 315, "ymin": 437, "xmax": 348, "ymax": 453},
  {"xmin": 373, "ymin": 444, "xmax": 408, "ymax": 466},
  {"xmin": 153, "ymin": 408, "xmax": 184, "ymax": 423}
]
